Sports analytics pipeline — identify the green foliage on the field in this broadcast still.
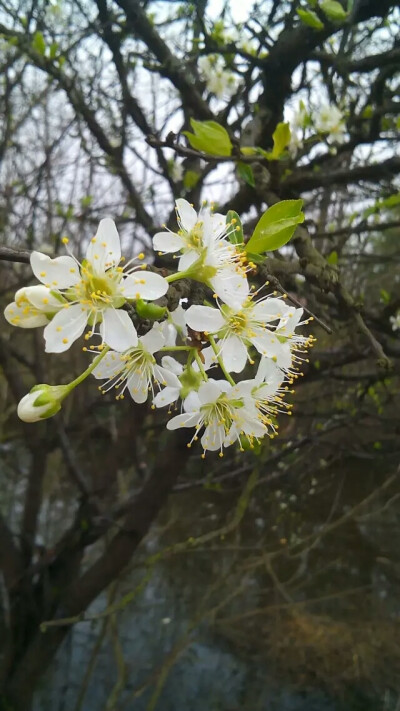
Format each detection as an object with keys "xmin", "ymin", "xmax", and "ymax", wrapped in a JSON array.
[
  {"xmin": 380, "ymin": 289, "xmax": 391, "ymax": 304},
  {"xmin": 237, "ymin": 161, "xmax": 255, "ymax": 187},
  {"xmin": 226, "ymin": 211, "xmax": 244, "ymax": 245},
  {"xmin": 183, "ymin": 119, "xmax": 232, "ymax": 156},
  {"xmin": 80, "ymin": 195, "xmax": 93, "ymax": 208},
  {"xmin": 326, "ymin": 250, "xmax": 338, "ymax": 265},
  {"xmin": 183, "ymin": 170, "xmax": 200, "ymax": 190},
  {"xmin": 363, "ymin": 192, "xmax": 400, "ymax": 218},
  {"xmin": 270, "ymin": 122, "xmax": 291, "ymax": 159},
  {"xmin": 135, "ymin": 299, "xmax": 167, "ymax": 320},
  {"xmin": 297, "ymin": 8, "xmax": 325, "ymax": 29},
  {"xmin": 320, "ymin": 0, "xmax": 348, "ymax": 21},
  {"xmin": 245, "ymin": 200, "xmax": 304, "ymax": 254},
  {"xmin": 32, "ymin": 31, "xmax": 46, "ymax": 55}
]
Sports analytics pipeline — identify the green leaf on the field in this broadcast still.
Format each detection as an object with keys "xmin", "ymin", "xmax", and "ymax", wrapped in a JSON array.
[
  {"xmin": 183, "ymin": 170, "xmax": 200, "ymax": 190},
  {"xmin": 49, "ymin": 41, "xmax": 58, "ymax": 59},
  {"xmin": 297, "ymin": 8, "xmax": 324, "ymax": 29},
  {"xmin": 245, "ymin": 200, "xmax": 304, "ymax": 254},
  {"xmin": 135, "ymin": 299, "xmax": 166, "ymax": 320},
  {"xmin": 32, "ymin": 31, "xmax": 46, "ymax": 55},
  {"xmin": 226, "ymin": 211, "xmax": 244, "ymax": 245},
  {"xmin": 237, "ymin": 161, "xmax": 255, "ymax": 187},
  {"xmin": 270, "ymin": 122, "xmax": 291, "ymax": 160},
  {"xmin": 183, "ymin": 119, "xmax": 232, "ymax": 157},
  {"xmin": 326, "ymin": 250, "xmax": 338, "ymax": 265},
  {"xmin": 380, "ymin": 289, "xmax": 390, "ymax": 305},
  {"xmin": 80, "ymin": 195, "xmax": 93, "ymax": 208},
  {"xmin": 320, "ymin": 0, "xmax": 348, "ymax": 21}
]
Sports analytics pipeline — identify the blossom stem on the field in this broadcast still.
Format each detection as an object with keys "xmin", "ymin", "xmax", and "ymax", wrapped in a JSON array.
[
  {"xmin": 159, "ymin": 346, "xmax": 192, "ymax": 352},
  {"xmin": 165, "ymin": 269, "xmax": 192, "ymax": 283},
  {"xmin": 68, "ymin": 346, "xmax": 110, "ymax": 390},
  {"xmin": 194, "ymin": 349, "xmax": 208, "ymax": 381},
  {"xmin": 208, "ymin": 335, "xmax": 235, "ymax": 386}
]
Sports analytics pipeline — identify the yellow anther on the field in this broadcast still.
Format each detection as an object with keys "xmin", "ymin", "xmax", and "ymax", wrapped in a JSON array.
[
  {"xmin": 40, "ymin": 271, "xmax": 46, "ymax": 277},
  {"xmin": 62, "ymin": 338, "xmax": 68, "ymax": 344},
  {"xmin": 62, "ymin": 237, "xmax": 69, "ymax": 245}
]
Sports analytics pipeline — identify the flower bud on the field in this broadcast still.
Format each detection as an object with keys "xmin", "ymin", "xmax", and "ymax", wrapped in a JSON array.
[{"xmin": 17, "ymin": 384, "xmax": 69, "ymax": 423}]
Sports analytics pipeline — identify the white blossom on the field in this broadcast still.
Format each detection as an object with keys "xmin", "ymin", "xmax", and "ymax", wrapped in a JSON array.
[
  {"xmin": 167, "ymin": 379, "xmax": 266, "ymax": 455},
  {"xmin": 92, "ymin": 325, "xmax": 173, "ymax": 404},
  {"xmin": 153, "ymin": 199, "xmax": 249, "ymax": 310},
  {"xmin": 6, "ymin": 219, "xmax": 168, "ymax": 353},
  {"xmin": 314, "ymin": 104, "xmax": 346, "ymax": 144},
  {"xmin": 185, "ymin": 297, "xmax": 299, "ymax": 373},
  {"xmin": 198, "ymin": 55, "xmax": 238, "ymax": 100},
  {"xmin": 390, "ymin": 312, "xmax": 400, "ymax": 332},
  {"xmin": 4, "ymin": 286, "xmax": 63, "ymax": 329}
]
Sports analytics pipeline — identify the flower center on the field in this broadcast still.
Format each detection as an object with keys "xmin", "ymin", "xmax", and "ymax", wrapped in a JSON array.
[
  {"xmin": 181, "ymin": 222, "xmax": 204, "ymax": 251},
  {"xmin": 201, "ymin": 394, "xmax": 238, "ymax": 432},
  {"xmin": 228, "ymin": 310, "xmax": 247, "ymax": 334},
  {"xmin": 72, "ymin": 266, "xmax": 123, "ymax": 310}
]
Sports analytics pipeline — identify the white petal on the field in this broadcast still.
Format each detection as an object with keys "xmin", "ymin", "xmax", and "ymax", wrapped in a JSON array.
[
  {"xmin": 92, "ymin": 351, "xmax": 124, "ymax": 380},
  {"xmin": 220, "ymin": 336, "xmax": 248, "ymax": 373},
  {"xmin": 210, "ymin": 270, "xmax": 249, "ymax": 310},
  {"xmin": 161, "ymin": 356, "xmax": 183, "ymax": 376},
  {"xmin": 252, "ymin": 298, "xmax": 289, "ymax": 322},
  {"xmin": 197, "ymin": 380, "xmax": 225, "ymax": 405},
  {"xmin": 170, "ymin": 305, "xmax": 187, "ymax": 333},
  {"xmin": 153, "ymin": 365, "xmax": 181, "ymax": 388},
  {"xmin": 201, "ymin": 422, "xmax": 225, "ymax": 451},
  {"xmin": 30, "ymin": 252, "xmax": 80, "ymax": 289},
  {"xmin": 153, "ymin": 231, "xmax": 185, "ymax": 254},
  {"xmin": 153, "ymin": 386, "xmax": 180, "ymax": 408},
  {"xmin": 4, "ymin": 301, "xmax": 49, "ymax": 328},
  {"xmin": 185, "ymin": 305, "xmax": 225, "ymax": 333},
  {"xmin": 167, "ymin": 412, "xmax": 200, "ymax": 430},
  {"xmin": 178, "ymin": 250, "xmax": 199, "ymax": 272},
  {"xmin": 127, "ymin": 371, "xmax": 149, "ymax": 403},
  {"xmin": 278, "ymin": 308, "xmax": 303, "ymax": 335},
  {"xmin": 176, "ymin": 199, "xmax": 198, "ymax": 231},
  {"xmin": 256, "ymin": 358, "xmax": 283, "ymax": 390},
  {"xmin": 86, "ymin": 218, "xmax": 121, "ymax": 273},
  {"xmin": 140, "ymin": 326, "xmax": 165, "ymax": 354},
  {"xmin": 250, "ymin": 330, "xmax": 281, "ymax": 358},
  {"xmin": 275, "ymin": 342, "xmax": 293, "ymax": 370},
  {"xmin": 100, "ymin": 308, "xmax": 138, "ymax": 351},
  {"xmin": 241, "ymin": 410, "xmax": 266, "ymax": 438},
  {"xmin": 18, "ymin": 285, "xmax": 63, "ymax": 311},
  {"xmin": 183, "ymin": 390, "xmax": 201, "ymax": 412},
  {"xmin": 122, "ymin": 271, "xmax": 168, "ymax": 300},
  {"xmin": 44, "ymin": 304, "xmax": 88, "ymax": 353},
  {"xmin": 192, "ymin": 346, "xmax": 217, "ymax": 372}
]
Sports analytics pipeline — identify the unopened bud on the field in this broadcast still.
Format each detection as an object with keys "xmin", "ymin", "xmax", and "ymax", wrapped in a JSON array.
[{"xmin": 17, "ymin": 384, "xmax": 69, "ymax": 423}]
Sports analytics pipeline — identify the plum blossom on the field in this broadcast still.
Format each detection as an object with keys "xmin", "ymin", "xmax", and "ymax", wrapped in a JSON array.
[
  {"xmin": 314, "ymin": 104, "xmax": 346, "ymax": 144},
  {"xmin": 92, "ymin": 325, "xmax": 174, "ymax": 404},
  {"xmin": 198, "ymin": 55, "xmax": 238, "ymax": 100},
  {"xmin": 4, "ymin": 286, "xmax": 63, "ymax": 329},
  {"xmin": 5, "ymin": 219, "xmax": 168, "ymax": 353},
  {"xmin": 185, "ymin": 297, "xmax": 299, "ymax": 373},
  {"xmin": 153, "ymin": 199, "xmax": 249, "ymax": 309},
  {"xmin": 167, "ymin": 379, "xmax": 266, "ymax": 455},
  {"xmin": 390, "ymin": 312, "xmax": 400, "ymax": 332}
]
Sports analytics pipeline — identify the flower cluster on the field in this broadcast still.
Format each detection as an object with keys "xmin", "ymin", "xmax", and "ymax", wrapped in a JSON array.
[
  {"xmin": 289, "ymin": 101, "xmax": 347, "ymax": 157},
  {"xmin": 4, "ymin": 200, "xmax": 313, "ymax": 456},
  {"xmin": 198, "ymin": 55, "xmax": 238, "ymax": 100}
]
